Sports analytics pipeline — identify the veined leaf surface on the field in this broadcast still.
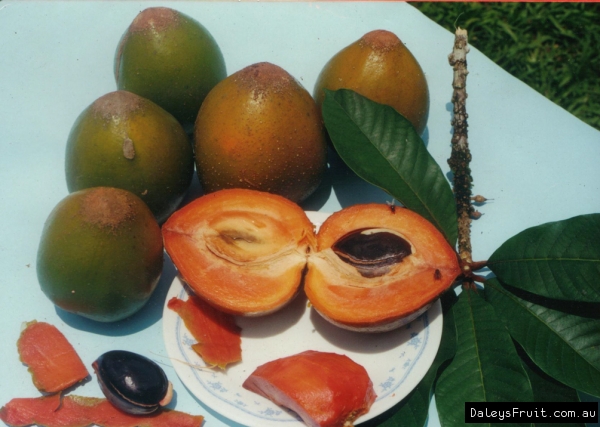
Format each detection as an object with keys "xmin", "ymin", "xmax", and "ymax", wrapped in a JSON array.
[
  {"xmin": 322, "ymin": 89, "xmax": 457, "ymax": 247},
  {"xmin": 485, "ymin": 278, "xmax": 600, "ymax": 398},
  {"xmin": 488, "ymin": 214, "xmax": 600, "ymax": 302},
  {"xmin": 516, "ymin": 345, "xmax": 584, "ymax": 427},
  {"xmin": 435, "ymin": 288, "xmax": 533, "ymax": 427}
]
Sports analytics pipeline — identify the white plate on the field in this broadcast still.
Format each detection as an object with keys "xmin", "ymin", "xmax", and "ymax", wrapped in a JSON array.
[{"xmin": 162, "ymin": 211, "xmax": 443, "ymax": 427}]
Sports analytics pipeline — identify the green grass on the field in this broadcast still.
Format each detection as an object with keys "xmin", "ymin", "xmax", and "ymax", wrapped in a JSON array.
[{"xmin": 412, "ymin": 2, "xmax": 600, "ymax": 131}]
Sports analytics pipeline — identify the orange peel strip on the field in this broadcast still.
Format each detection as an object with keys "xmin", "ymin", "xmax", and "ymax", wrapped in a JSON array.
[
  {"xmin": 0, "ymin": 394, "xmax": 204, "ymax": 427},
  {"xmin": 168, "ymin": 294, "xmax": 242, "ymax": 369},
  {"xmin": 17, "ymin": 321, "xmax": 89, "ymax": 393}
]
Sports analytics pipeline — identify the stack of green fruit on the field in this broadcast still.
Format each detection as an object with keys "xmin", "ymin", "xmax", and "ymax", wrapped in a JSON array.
[
  {"xmin": 37, "ymin": 7, "xmax": 226, "ymax": 322},
  {"xmin": 36, "ymin": 6, "xmax": 430, "ymax": 323}
]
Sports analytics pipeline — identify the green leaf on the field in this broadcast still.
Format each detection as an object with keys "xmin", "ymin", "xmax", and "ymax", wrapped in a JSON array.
[
  {"xmin": 361, "ymin": 292, "xmax": 458, "ymax": 427},
  {"xmin": 488, "ymin": 214, "xmax": 600, "ymax": 303},
  {"xmin": 435, "ymin": 288, "xmax": 533, "ymax": 427},
  {"xmin": 360, "ymin": 368, "xmax": 434, "ymax": 427},
  {"xmin": 322, "ymin": 89, "xmax": 458, "ymax": 247},
  {"xmin": 516, "ymin": 344, "xmax": 584, "ymax": 427},
  {"xmin": 485, "ymin": 278, "xmax": 600, "ymax": 398}
]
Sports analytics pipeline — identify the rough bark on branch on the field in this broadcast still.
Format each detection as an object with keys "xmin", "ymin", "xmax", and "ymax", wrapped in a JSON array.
[{"xmin": 447, "ymin": 28, "xmax": 474, "ymax": 271}]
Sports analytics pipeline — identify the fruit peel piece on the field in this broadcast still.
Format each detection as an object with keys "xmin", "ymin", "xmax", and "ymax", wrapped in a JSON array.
[
  {"xmin": 17, "ymin": 321, "xmax": 89, "ymax": 394},
  {"xmin": 168, "ymin": 294, "xmax": 242, "ymax": 369},
  {"xmin": 0, "ymin": 394, "xmax": 204, "ymax": 427},
  {"xmin": 162, "ymin": 188, "xmax": 316, "ymax": 316},
  {"xmin": 305, "ymin": 203, "xmax": 461, "ymax": 332},
  {"xmin": 243, "ymin": 350, "xmax": 376, "ymax": 427}
]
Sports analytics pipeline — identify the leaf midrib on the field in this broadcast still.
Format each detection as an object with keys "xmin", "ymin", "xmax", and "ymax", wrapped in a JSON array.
[
  {"xmin": 349, "ymin": 99, "xmax": 452, "ymax": 241},
  {"xmin": 466, "ymin": 290, "xmax": 488, "ymax": 403},
  {"xmin": 489, "ymin": 281, "xmax": 599, "ymax": 370},
  {"xmin": 489, "ymin": 257, "xmax": 600, "ymax": 264}
]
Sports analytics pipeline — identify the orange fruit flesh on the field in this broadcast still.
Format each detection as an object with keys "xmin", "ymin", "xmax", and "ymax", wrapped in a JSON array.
[
  {"xmin": 305, "ymin": 204, "xmax": 460, "ymax": 331},
  {"xmin": 162, "ymin": 188, "xmax": 316, "ymax": 316}
]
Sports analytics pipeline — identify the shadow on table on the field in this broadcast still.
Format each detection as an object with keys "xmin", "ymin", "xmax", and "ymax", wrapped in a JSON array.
[
  {"xmin": 304, "ymin": 124, "xmax": 432, "ymax": 212},
  {"xmin": 181, "ymin": 126, "xmax": 435, "ymax": 213},
  {"xmin": 302, "ymin": 147, "xmax": 399, "ymax": 212}
]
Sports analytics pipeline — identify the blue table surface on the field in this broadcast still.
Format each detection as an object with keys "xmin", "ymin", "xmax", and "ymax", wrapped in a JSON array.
[{"xmin": 1, "ymin": 2, "xmax": 599, "ymax": 426}]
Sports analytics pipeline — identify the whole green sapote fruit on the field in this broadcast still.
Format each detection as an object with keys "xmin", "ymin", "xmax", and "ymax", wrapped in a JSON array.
[
  {"xmin": 65, "ymin": 90, "xmax": 193, "ymax": 224},
  {"xmin": 314, "ymin": 29, "xmax": 430, "ymax": 135},
  {"xmin": 194, "ymin": 62, "xmax": 328, "ymax": 204},
  {"xmin": 37, "ymin": 187, "xmax": 164, "ymax": 322},
  {"xmin": 115, "ymin": 7, "xmax": 227, "ymax": 129}
]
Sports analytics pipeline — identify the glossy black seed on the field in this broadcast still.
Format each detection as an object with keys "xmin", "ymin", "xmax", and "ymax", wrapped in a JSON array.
[
  {"xmin": 93, "ymin": 350, "xmax": 169, "ymax": 415},
  {"xmin": 332, "ymin": 228, "xmax": 412, "ymax": 278}
]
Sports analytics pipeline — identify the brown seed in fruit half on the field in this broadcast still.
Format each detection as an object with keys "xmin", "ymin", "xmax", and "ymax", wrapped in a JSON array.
[
  {"xmin": 314, "ymin": 29, "xmax": 430, "ymax": 135},
  {"xmin": 194, "ymin": 62, "xmax": 328, "ymax": 204},
  {"xmin": 305, "ymin": 204, "xmax": 460, "ymax": 332},
  {"xmin": 162, "ymin": 188, "xmax": 317, "ymax": 316}
]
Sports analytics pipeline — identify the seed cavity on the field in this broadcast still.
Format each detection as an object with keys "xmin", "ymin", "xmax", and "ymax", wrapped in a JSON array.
[
  {"xmin": 219, "ymin": 229, "xmax": 261, "ymax": 246},
  {"xmin": 332, "ymin": 228, "xmax": 412, "ymax": 278}
]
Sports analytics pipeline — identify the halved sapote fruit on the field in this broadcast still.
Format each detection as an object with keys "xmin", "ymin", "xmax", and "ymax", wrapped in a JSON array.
[
  {"xmin": 164, "ymin": 190, "xmax": 460, "ymax": 330},
  {"xmin": 162, "ymin": 188, "xmax": 316, "ymax": 316},
  {"xmin": 305, "ymin": 203, "xmax": 460, "ymax": 332}
]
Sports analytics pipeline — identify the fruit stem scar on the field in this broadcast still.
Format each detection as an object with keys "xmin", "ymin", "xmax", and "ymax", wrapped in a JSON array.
[
  {"xmin": 458, "ymin": 257, "xmax": 488, "ymax": 283},
  {"xmin": 122, "ymin": 137, "xmax": 136, "ymax": 160}
]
